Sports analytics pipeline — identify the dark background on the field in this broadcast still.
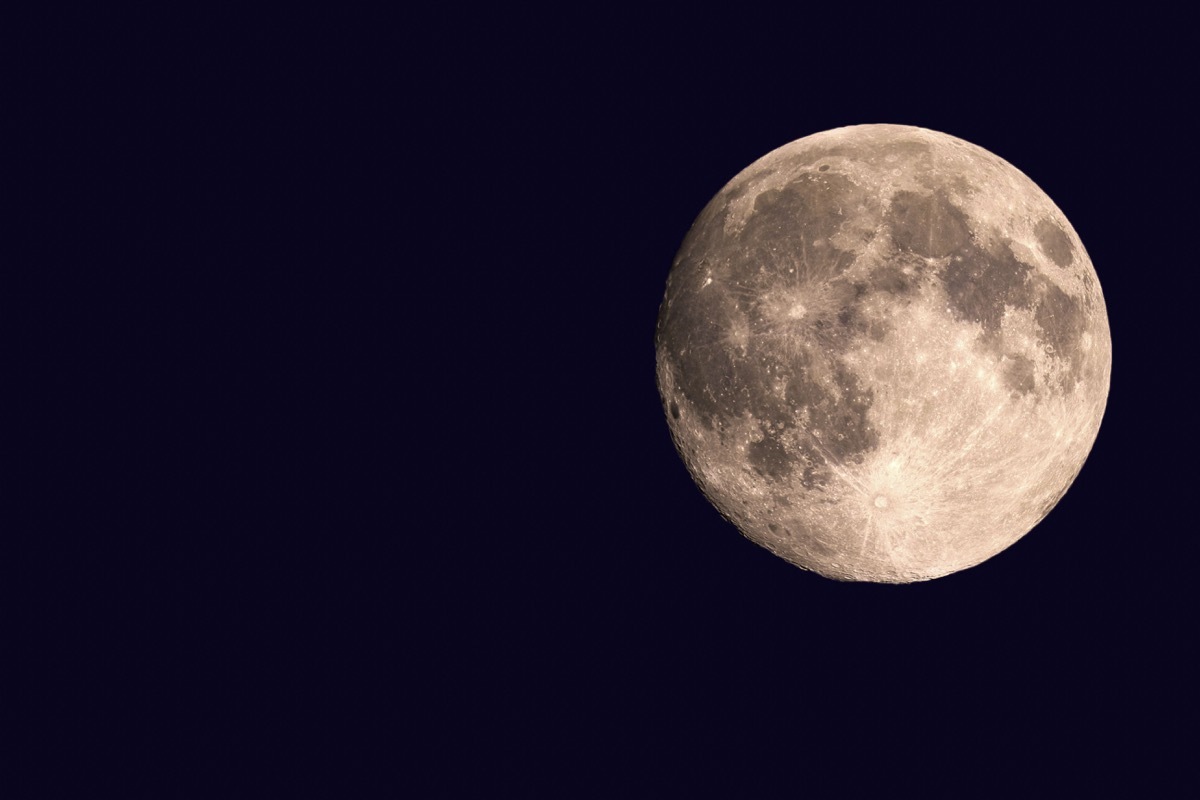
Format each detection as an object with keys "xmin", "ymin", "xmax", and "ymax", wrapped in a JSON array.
[{"xmin": 19, "ymin": 7, "xmax": 1195, "ymax": 796}]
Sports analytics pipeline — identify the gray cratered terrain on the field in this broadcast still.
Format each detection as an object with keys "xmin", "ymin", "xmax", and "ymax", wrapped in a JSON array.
[{"xmin": 655, "ymin": 124, "xmax": 1111, "ymax": 583}]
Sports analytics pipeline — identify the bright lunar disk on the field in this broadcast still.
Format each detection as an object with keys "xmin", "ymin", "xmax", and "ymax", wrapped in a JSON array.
[{"xmin": 655, "ymin": 124, "xmax": 1110, "ymax": 583}]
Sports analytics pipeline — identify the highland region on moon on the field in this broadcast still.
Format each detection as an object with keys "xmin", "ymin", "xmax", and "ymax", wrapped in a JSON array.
[{"xmin": 655, "ymin": 124, "xmax": 1111, "ymax": 583}]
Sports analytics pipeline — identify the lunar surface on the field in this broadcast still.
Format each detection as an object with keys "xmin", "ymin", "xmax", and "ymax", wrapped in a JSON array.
[{"xmin": 655, "ymin": 124, "xmax": 1110, "ymax": 583}]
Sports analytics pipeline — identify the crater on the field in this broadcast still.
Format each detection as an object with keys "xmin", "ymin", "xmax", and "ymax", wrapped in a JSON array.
[{"xmin": 1034, "ymin": 218, "xmax": 1074, "ymax": 267}]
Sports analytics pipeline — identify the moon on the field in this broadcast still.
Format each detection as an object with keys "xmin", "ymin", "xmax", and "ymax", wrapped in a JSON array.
[{"xmin": 655, "ymin": 124, "xmax": 1111, "ymax": 583}]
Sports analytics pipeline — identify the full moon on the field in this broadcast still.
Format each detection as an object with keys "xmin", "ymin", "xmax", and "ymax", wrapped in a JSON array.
[{"xmin": 655, "ymin": 124, "xmax": 1111, "ymax": 583}]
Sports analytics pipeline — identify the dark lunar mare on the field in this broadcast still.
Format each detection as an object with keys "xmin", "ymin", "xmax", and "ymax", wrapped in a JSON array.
[
  {"xmin": 658, "ymin": 169, "xmax": 883, "ymax": 488},
  {"xmin": 888, "ymin": 190, "xmax": 1089, "ymax": 389},
  {"xmin": 1034, "ymin": 218, "xmax": 1075, "ymax": 267}
]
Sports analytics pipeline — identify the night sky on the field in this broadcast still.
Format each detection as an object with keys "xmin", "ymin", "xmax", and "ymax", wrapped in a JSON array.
[{"xmin": 22, "ymin": 7, "xmax": 1195, "ymax": 796}]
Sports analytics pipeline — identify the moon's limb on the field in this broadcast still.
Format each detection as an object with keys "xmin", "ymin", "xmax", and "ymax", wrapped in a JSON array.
[{"xmin": 656, "ymin": 124, "xmax": 1111, "ymax": 583}]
